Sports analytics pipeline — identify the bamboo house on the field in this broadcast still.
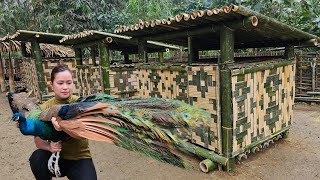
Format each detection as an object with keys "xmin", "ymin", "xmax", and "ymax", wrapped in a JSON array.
[
  {"xmin": 113, "ymin": 4, "xmax": 320, "ymax": 172},
  {"xmin": 8, "ymin": 30, "xmax": 76, "ymax": 101},
  {"xmin": 0, "ymin": 36, "xmax": 22, "ymax": 93},
  {"xmin": 295, "ymin": 51, "xmax": 320, "ymax": 102}
]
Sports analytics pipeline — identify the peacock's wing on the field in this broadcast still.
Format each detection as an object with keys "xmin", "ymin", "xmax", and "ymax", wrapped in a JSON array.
[{"xmin": 52, "ymin": 96, "xmax": 212, "ymax": 168}]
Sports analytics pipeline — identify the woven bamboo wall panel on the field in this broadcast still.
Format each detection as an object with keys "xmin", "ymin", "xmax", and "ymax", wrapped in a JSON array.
[
  {"xmin": 76, "ymin": 65, "xmax": 101, "ymax": 97},
  {"xmin": 109, "ymin": 69, "xmax": 139, "ymax": 98},
  {"xmin": 21, "ymin": 59, "xmax": 40, "ymax": 100},
  {"xmin": 137, "ymin": 69, "xmax": 189, "ymax": 102},
  {"xmin": 43, "ymin": 59, "xmax": 78, "ymax": 96},
  {"xmin": 231, "ymin": 63, "xmax": 295, "ymax": 155},
  {"xmin": 187, "ymin": 66, "xmax": 220, "ymax": 152}
]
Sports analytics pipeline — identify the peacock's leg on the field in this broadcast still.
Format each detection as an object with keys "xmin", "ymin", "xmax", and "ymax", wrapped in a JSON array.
[{"xmin": 47, "ymin": 152, "xmax": 61, "ymax": 177}]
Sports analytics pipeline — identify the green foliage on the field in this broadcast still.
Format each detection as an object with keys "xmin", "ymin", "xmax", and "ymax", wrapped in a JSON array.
[{"xmin": 0, "ymin": 0, "xmax": 319, "ymax": 37}]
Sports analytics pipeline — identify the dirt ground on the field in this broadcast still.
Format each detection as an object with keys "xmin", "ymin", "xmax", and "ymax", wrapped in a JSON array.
[{"xmin": 0, "ymin": 92, "xmax": 319, "ymax": 180}]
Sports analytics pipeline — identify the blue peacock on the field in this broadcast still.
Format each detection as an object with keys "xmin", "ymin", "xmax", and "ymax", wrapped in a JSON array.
[{"xmin": 8, "ymin": 92, "xmax": 213, "ymax": 175}]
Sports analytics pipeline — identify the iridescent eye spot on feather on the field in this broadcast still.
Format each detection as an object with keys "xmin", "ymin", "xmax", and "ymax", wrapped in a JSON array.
[{"xmin": 183, "ymin": 114, "xmax": 189, "ymax": 118}]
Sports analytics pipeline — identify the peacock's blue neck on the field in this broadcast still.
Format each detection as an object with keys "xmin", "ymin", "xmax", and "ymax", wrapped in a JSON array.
[{"xmin": 19, "ymin": 119, "xmax": 46, "ymax": 136}]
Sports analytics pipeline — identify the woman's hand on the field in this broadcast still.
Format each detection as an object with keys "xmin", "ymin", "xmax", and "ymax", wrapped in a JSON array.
[
  {"xmin": 48, "ymin": 141, "xmax": 62, "ymax": 153},
  {"xmin": 51, "ymin": 117, "xmax": 62, "ymax": 131}
]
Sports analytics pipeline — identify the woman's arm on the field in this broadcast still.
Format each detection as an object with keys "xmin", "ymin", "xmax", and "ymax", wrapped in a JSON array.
[{"xmin": 34, "ymin": 136, "xmax": 62, "ymax": 153}]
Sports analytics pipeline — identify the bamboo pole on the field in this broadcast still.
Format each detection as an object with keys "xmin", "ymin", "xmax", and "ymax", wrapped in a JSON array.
[
  {"xmin": 158, "ymin": 52, "xmax": 164, "ymax": 63},
  {"xmin": 285, "ymin": 46, "xmax": 295, "ymax": 61},
  {"xmin": 231, "ymin": 60, "xmax": 293, "ymax": 76},
  {"xmin": 177, "ymin": 140, "xmax": 228, "ymax": 166},
  {"xmin": 8, "ymin": 52, "xmax": 15, "ymax": 93},
  {"xmin": 311, "ymin": 62, "xmax": 316, "ymax": 92},
  {"xmin": 21, "ymin": 42, "xmax": 28, "ymax": 57},
  {"xmin": 0, "ymin": 53, "xmax": 5, "ymax": 92},
  {"xmin": 91, "ymin": 47, "xmax": 97, "ymax": 66},
  {"xmin": 234, "ymin": 5, "xmax": 320, "ymax": 41},
  {"xmin": 299, "ymin": 52, "xmax": 303, "ymax": 95},
  {"xmin": 141, "ymin": 16, "xmax": 257, "ymax": 41},
  {"xmin": 124, "ymin": 53, "xmax": 130, "ymax": 63},
  {"xmin": 188, "ymin": 36, "xmax": 198, "ymax": 65},
  {"xmin": 219, "ymin": 25, "xmax": 235, "ymax": 172},
  {"xmin": 31, "ymin": 39, "xmax": 46, "ymax": 101},
  {"xmin": 75, "ymin": 48, "xmax": 83, "ymax": 65},
  {"xmin": 99, "ymin": 43, "xmax": 110, "ymax": 94},
  {"xmin": 138, "ymin": 39, "xmax": 148, "ymax": 63}
]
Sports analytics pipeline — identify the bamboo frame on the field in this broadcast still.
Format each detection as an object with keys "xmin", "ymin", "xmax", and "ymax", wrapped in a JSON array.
[
  {"xmin": 219, "ymin": 25, "xmax": 235, "ymax": 172},
  {"xmin": 31, "ymin": 39, "xmax": 46, "ymax": 101},
  {"xmin": 75, "ymin": 48, "xmax": 83, "ymax": 65},
  {"xmin": 8, "ymin": 52, "xmax": 14, "ymax": 93},
  {"xmin": 0, "ymin": 53, "xmax": 5, "ymax": 92},
  {"xmin": 99, "ymin": 43, "xmax": 110, "ymax": 94},
  {"xmin": 138, "ymin": 39, "xmax": 148, "ymax": 63}
]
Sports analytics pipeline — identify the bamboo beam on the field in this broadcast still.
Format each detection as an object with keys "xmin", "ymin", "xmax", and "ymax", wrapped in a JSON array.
[
  {"xmin": 0, "ymin": 53, "xmax": 5, "ymax": 92},
  {"xmin": 219, "ymin": 25, "xmax": 235, "ymax": 172},
  {"xmin": 138, "ymin": 39, "xmax": 148, "ymax": 63},
  {"xmin": 177, "ymin": 140, "xmax": 228, "ymax": 166},
  {"xmin": 99, "ymin": 43, "xmax": 110, "ymax": 94},
  {"xmin": 75, "ymin": 48, "xmax": 83, "ymax": 65},
  {"xmin": 231, "ymin": 60, "xmax": 293, "ymax": 76},
  {"xmin": 8, "ymin": 52, "xmax": 15, "ymax": 93},
  {"xmin": 31, "ymin": 39, "xmax": 46, "ymax": 100},
  {"xmin": 141, "ymin": 16, "xmax": 257, "ymax": 41},
  {"xmin": 234, "ymin": 5, "xmax": 320, "ymax": 42}
]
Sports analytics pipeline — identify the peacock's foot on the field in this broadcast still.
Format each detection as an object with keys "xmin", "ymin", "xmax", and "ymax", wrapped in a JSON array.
[{"xmin": 48, "ymin": 152, "xmax": 61, "ymax": 177}]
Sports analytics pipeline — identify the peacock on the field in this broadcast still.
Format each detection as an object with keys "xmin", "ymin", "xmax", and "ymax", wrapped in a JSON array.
[{"xmin": 8, "ymin": 92, "xmax": 214, "ymax": 176}]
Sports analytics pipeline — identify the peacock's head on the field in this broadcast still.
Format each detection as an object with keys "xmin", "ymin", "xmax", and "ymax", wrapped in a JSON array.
[
  {"xmin": 11, "ymin": 113, "xmax": 26, "ymax": 122},
  {"xmin": 7, "ymin": 91, "xmax": 38, "ymax": 117}
]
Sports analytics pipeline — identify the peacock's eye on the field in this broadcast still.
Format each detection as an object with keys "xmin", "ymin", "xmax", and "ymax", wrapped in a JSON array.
[{"xmin": 184, "ymin": 114, "xmax": 188, "ymax": 118}]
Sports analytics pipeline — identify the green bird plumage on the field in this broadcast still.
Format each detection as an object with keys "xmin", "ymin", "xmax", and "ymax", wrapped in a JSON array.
[{"xmin": 9, "ymin": 93, "xmax": 212, "ymax": 168}]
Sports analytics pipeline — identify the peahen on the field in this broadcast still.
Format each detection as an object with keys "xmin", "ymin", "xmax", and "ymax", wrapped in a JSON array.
[{"xmin": 8, "ymin": 92, "xmax": 213, "ymax": 175}]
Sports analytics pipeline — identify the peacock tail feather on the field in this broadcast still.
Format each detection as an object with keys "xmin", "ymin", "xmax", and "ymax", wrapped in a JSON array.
[{"xmin": 10, "ymin": 93, "xmax": 213, "ymax": 168}]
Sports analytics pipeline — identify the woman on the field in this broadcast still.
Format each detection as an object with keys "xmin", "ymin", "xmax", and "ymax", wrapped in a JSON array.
[{"xmin": 29, "ymin": 65, "xmax": 97, "ymax": 180}]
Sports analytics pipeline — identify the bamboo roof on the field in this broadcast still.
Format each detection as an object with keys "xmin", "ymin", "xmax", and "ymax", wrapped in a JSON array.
[
  {"xmin": 60, "ymin": 30, "xmax": 180, "ymax": 53},
  {"xmin": 25, "ymin": 43, "xmax": 75, "ymax": 58},
  {"xmin": 114, "ymin": 4, "xmax": 320, "ymax": 50},
  {"xmin": 0, "ymin": 36, "xmax": 74, "ymax": 57},
  {"xmin": 0, "ymin": 35, "xmax": 21, "ymax": 52},
  {"xmin": 10, "ymin": 30, "xmax": 66, "ymax": 45}
]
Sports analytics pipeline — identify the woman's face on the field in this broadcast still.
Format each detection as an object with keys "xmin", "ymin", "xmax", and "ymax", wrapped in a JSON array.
[{"xmin": 51, "ymin": 70, "xmax": 74, "ymax": 100}]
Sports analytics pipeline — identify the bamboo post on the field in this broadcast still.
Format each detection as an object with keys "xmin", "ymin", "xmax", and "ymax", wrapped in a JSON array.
[
  {"xmin": 8, "ymin": 52, "xmax": 15, "ymax": 93},
  {"xmin": 75, "ymin": 48, "xmax": 83, "ymax": 65},
  {"xmin": 311, "ymin": 61, "xmax": 316, "ymax": 93},
  {"xmin": 0, "ymin": 53, "xmax": 5, "ymax": 92},
  {"xmin": 99, "ymin": 43, "xmax": 110, "ymax": 94},
  {"xmin": 285, "ymin": 46, "xmax": 295, "ymax": 61},
  {"xmin": 158, "ymin": 52, "xmax": 164, "ymax": 63},
  {"xmin": 138, "ymin": 39, "xmax": 148, "ymax": 63},
  {"xmin": 124, "ymin": 53, "xmax": 130, "ymax": 63},
  {"xmin": 299, "ymin": 52, "xmax": 302, "ymax": 95},
  {"xmin": 21, "ymin": 42, "xmax": 28, "ymax": 57},
  {"xmin": 91, "ymin": 47, "xmax": 97, "ymax": 66},
  {"xmin": 219, "ymin": 25, "xmax": 235, "ymax": 172},
  {"xmin": 188, "ymin": 36, "xmax": 198, "ymax": 65},
  {"xmin": 31, "ymin": 39, "xmax": 46, "ymax": 100}
]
